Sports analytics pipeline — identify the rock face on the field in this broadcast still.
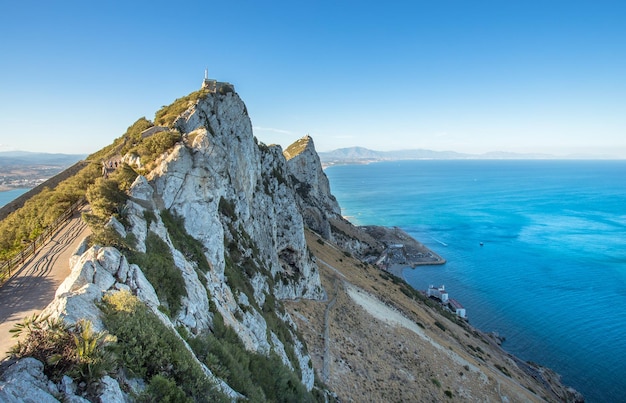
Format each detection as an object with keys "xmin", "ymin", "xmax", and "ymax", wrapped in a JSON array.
[
  {"xmin": 284, "ymin": 135, "xmax": 341, "ymax": 240},
  {"xmin": 1, "ymin": 89, "xmax": 332, "ymax": 399}
]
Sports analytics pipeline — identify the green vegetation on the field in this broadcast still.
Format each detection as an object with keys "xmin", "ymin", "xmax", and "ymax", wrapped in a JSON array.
[
  {"xmin": 434, "ymin": 321, "xmax": 447, "ymax": 332},
  {"xmin": 161, "ymin": 209, "xmax": 210, "ymax": 274},
  {"xmin": 10, "ymin": 314, "xmax": 116, "ymax": 396},
  {"xmin": 87, "ymin": 177, "xmax": 128, "ymax": 219},
  {"xmin": 187, "ymin": 307, "xmax": 315, "ymax": 402},
  {"xmin": 283, "ymin": 136, "xmax": 309, "ymax": 160},
  {"xmin": 155, "ymin": 89, "xmax": 210, "ymax": 127},
  {"xmin": 220, "ymin": 220, "xmax": 312, "ymax": 394},
  {"xmin": 0, "ymin": 162, "xmax": 100, "ymax": 262},
  {"xmin": 119, "ymin": 117, "xmax": 154, "ymax": 156},
  {"xmin": 495, "ymin": 363, "xmax": 512, "ymax": 378},
  {"xmin": 218, "ymin": 196, "xmax": 236, "ymax": 220},
  {"xmin": 124, "ymin": 231, "xmax": 187, "ymax": 317},
  {"xmin": 100, "ymin": 291, "xmax": 228, "ymax": 403},
  {"xmin": 132, "ymin": 130, "xmax": 182, "ymax": 170},
  {"xmin": 82, "ymin": 166, "xmax": 138, "ymax": 250}
]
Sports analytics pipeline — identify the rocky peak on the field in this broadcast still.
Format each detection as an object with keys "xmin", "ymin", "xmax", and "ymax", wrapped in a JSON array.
[
  {"xmin": 284, "ymin": 135, "xmax": 341, "ymax": 240},
  {"xmin": 0, "ymin": 88, "xmax": 335, "ymax": 400}
]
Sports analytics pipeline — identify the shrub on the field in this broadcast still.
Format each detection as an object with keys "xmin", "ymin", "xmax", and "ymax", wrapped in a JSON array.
[
  {"xmin": 138, "ymin": 375, "xmax": 192, "ymax": 403},
  {"xmin": 495, "ymin": 363, "xmax": 511, "ymax": 377},
  {"xmin": 218, "ymin": 197, "xmax": 236, "ymax": 219},
  {"xmin": 155, "ymin": 90, "xmax": 209, "ymax": 127},
  {"xmin": 160, "ymin": 209, "xmax": 210, "ymax": 273},
  {"xmin": 120, "ymin": 117, "xmax": 154, "ymax": 155},
  {"xmin": 188, "ymin": 308, "xmax": 313, "ymax": 402},
  {"xmin": 100, "ymin": 291, "xmax": 228, "ymax": 402},
  {"xmin": 134, "ymin": 130, "xmax": 181, "ymax": 167},
  {"xmin": 10, "ymin": 314, "xmax": 116, "ymax": 393},
  {"xmin": 86, "ymin": 177, "xmax": 127, "ymax": 219},
  {"xmin": 83, "ymin": 214, "xmax": 130, "ymax": 250},
  {"xmin": 124, "ymin": 231, "xmax": 186, "ymax": 317}
]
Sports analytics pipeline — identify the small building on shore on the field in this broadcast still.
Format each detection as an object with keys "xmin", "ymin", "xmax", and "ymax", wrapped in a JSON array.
[
  {"xmin": 448, "ymin": 298, "xmax": 466, "ymax": 318},
  {"xmin": 428, "ymin": 285, "xmax": 467, "ymax": 318},
  {"xmin": 427, "ymin": 285, "xmax": 448, "ymax": 303}
]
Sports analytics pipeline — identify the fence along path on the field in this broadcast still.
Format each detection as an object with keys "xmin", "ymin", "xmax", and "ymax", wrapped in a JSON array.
[
  {"xmin": 0, "ymin": 201, "xmax": 91, "ymax": 359},
  {"xmin": 0, "ymin": 198, "xmax": 86, "ymax": 285}
]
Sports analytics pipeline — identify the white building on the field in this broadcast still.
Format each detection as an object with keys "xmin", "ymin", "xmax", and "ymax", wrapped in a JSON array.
[
  {"xmin": 448, "ymin": 298, "xmax": 466, "ymax": 318},
  {"xmin": 427, "ymin": 285, "xmax": 449, "ymax": 303}
]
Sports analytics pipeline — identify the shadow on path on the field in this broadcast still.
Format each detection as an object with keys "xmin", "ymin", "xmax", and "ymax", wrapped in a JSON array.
[{"xmin": 0, "ymin": 208, "xmax": 90, "ymax": 360}]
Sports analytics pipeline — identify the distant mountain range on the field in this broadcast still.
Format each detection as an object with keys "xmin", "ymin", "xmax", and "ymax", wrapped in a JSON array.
[
  {"xmin": 0, "ymin": 151, "xmax": 86, "ymax": 166},
  {"xmin": 317, "ymin": 146, "xmax": 614, "ymax": 165}
]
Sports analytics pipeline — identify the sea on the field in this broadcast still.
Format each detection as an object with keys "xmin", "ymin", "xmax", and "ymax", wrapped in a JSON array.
[
  {"xmin": 0, "ymin": 188, "xmax": 29, "ymax": 208},
  {"xmin": 325, "ymin": 160, "xmax": 626, "ymax": 403}
]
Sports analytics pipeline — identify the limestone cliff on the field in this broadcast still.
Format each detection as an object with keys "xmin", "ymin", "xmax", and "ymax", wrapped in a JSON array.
[
  {"xmin": 1, "ymin": 89, "xmax": 328, "ymax": 401},
  {"xmin": 284, "ymin": 135, "xmax": 341, "ymax": 241},
  {"xmin": 0, "ymin": 86, "xmax": 582, "ymax": 403}
]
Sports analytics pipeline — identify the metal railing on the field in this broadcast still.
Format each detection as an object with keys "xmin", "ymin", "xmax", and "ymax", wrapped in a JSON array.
[{"xmin": 0, "ymin": 198, "xmax": 86, "ymax": 286}]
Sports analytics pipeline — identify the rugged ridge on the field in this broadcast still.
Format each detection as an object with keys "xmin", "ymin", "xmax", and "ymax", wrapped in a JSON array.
[
  {"xmin": 285, "ymin": 135, "xmax": 341, "ymax": 240},
  {"xmin": 0, "ymin": 87, "xmax": 582, "ymax": 402},
  {"xmin": 1, "ymin": 89, "xmax": 327, "ymax": 401}
]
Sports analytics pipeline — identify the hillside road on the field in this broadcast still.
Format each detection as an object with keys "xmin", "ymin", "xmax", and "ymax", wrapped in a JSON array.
[{"xmin": 0, "ymin": 209, "xmax": 91, "ymax": 360}]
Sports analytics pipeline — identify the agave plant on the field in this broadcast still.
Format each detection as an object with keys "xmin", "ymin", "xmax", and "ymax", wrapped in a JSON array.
[
  {"xmin": 9, "ymin": 314, "xmax": 117, "ymax": 390},
  {"xmin": 69, "ymin": 319, "xmax": 117, "ymax": 384}
]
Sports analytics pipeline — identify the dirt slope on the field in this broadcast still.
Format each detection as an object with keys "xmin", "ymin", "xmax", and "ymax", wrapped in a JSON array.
[{"xmin": 284, "ymin": 229, "xmax": 576, "ymax": 402}]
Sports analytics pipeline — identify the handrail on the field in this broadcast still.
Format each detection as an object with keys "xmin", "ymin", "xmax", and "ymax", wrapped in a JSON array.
[{"xmin": 0, "ymin": 197, "xmax": 86, "ymax": 286}]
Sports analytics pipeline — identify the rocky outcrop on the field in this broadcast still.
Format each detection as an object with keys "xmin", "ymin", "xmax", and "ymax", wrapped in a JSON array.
[
  {"xmin": 284, "ymin": 136, "xmax": 341, "ymax": 240},
  {"xmin": 1, "ymin": 89, "xmax": 330, "ymax": 399},
  {"xmin": 0, "ymin": 357, "xmax": 127, "ymax": 403},
  {"xmin": 142, "ymin": 92, "xmax": 323, "ymax": 386}
]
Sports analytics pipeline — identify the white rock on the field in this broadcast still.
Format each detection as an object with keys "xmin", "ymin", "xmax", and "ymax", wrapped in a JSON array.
[
  {"xmin": 93, "ymin": 266, "xmax": 116, "ymax": 291},
  {"xmin": 0, "ymin": 358, "xmax": 59, "ymax": 403},
  {"xmin": 44, "ymin": 283, "xmax": 105, "ymax": 332},
  {"xmin": 129, "ymin": 175, "xmax": 154, "ymax": 202},
  {"xmin": 126, "ymin": 264, "xmax": 160, "ymax": 309},
  {"xmin": 55, "ymin": 250, "xmax": 97, "ymax": 298},
  {"xmin": 114, "ymin": 282, "xmax": 130, "ymax": 292},
  {"xmin": 99, "ymin": 375, "xmax": 129, "ymax": 402},
  {"xmin": 96, "ymin": 247, "xmax": 124, "ymax": 276},
  {"xmin": 105, "ymin": 216, "xmax": 127, "ymax": 238}
]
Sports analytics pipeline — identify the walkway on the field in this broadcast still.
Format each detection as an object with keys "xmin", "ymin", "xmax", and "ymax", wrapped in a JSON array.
[{"xmin": 0, "ymin": 208, "xmax": 91, "ymax": 359}]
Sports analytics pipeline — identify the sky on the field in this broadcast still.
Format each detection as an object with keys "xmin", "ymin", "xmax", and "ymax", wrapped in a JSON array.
[{"xmin": 0, "ymin": 1, "xmax": 625, "ymax": 157}]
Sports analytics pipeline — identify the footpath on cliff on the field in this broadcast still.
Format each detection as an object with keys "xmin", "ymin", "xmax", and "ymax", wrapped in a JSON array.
[{"xmin": 0, "ymin": 207, "xmax": 91, "ymax": 359}]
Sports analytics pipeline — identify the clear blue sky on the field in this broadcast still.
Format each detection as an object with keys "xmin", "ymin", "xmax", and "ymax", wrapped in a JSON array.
[{"xmin": 1, "ymin": 1, "xmax": 625, "ymax": 157}]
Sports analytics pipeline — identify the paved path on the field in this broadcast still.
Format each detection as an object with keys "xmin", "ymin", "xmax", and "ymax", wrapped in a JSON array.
[{"xmin": 0, "ymin": 209, "xmax": 91, "ymax": 359}]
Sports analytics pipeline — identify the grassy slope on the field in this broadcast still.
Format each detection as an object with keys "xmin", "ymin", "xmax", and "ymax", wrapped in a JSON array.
[{"xmin": 284, "ymin": 229, "xmax": 559, "ymax": 402}]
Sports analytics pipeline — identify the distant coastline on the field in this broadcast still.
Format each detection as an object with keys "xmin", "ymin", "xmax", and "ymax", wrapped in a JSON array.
[{"xmin": 319, "ymin": 146, "xmax": 625, "ymax": 167}]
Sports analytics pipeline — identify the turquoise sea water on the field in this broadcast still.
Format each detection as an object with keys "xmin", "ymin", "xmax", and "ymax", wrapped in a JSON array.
[
  {"xmin": 325, "ymin": 160, "xmax": 626, "ymax": 403},
  {"xmin": 0, "ymin": 188, "xmax": 29, "ymax": 208}
]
